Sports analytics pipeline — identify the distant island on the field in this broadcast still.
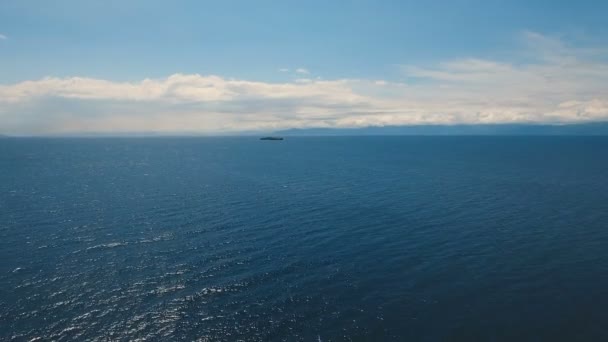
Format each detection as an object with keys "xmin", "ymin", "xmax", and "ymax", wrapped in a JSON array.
[
  {"xmin": 260, "ymin": 137, "xmax": 284, "ymax": 140},
  {"xmin": 275, "ymin": 122, "xmax": 608, "ymax": 136}
]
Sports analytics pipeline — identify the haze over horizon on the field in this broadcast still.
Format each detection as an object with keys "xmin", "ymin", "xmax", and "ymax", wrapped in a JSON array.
[{"xmin": 2, "ymin": 1, "xmax": 608, "ymax": 135}]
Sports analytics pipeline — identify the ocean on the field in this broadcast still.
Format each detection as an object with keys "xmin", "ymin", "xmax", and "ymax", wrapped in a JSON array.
[{"xmin": 1, "ymin": 136, "xmax": 608, "ymax": 341}]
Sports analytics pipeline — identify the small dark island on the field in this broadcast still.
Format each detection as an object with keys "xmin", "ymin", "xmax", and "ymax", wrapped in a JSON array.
[{"xmin": 260, "ymin": 137, "xmax": 284, "ymax": 140}]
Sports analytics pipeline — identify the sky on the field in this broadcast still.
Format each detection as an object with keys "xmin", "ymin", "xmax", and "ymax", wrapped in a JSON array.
[{"xmin": 1, "ymin": 0, "xmax": 608, "ymax": 135}]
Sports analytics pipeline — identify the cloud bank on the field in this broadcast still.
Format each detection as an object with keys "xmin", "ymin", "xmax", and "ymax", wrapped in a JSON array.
[{"xmin": 1, "ymin": 32, "xmax": 608, "ymax": 135}]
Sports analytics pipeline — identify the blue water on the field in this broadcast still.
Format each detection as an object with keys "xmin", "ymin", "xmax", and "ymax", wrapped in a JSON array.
[{"xmin": 1, "ymin": 136, "xmax": 608, "ymax": 341}]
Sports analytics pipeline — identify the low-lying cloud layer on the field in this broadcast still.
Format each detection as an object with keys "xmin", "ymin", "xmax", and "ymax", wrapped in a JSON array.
[{"xmin": 1, "ymin": 32, "xmax": 607, "ymax": 135}]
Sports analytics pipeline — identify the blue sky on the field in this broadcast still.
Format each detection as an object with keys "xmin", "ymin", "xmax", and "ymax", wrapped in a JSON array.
[
  {"xmin": 1, "ymin": 1, "xmax": 608, "ymax": 134},
  {"xmin": 3, "ymin": 0, "xmax": 608, "ymax": 82}
]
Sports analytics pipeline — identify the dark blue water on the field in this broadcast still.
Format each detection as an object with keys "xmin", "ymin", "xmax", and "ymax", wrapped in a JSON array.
[{"xmin": 1, "ymin": 136, "xmax": 608, "ymax": 341}]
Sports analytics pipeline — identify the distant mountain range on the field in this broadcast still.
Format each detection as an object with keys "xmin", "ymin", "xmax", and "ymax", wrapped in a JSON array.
[
  {"xmin": 275, "ymin": 122, "xmax": 608, "ymax": 136},
  {"xmin": 3, "ymin": 122, "xmax": 608, "ymax": 137}
]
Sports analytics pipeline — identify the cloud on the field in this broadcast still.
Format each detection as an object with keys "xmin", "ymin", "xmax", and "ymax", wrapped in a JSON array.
[
  {"xmin": 0, "ymin": 34, "xmax": 7, "ymax": 40},
  {"xmin": 278, "ymin": 68, "xmax": 289, "ymax": 72},
  {"xmin": 295, "ymin": 68, "xmax": 310, "ymax": 75},
  {"xmin": 1, "ymin": 32, "xmax": 608, "ymax": 135}
]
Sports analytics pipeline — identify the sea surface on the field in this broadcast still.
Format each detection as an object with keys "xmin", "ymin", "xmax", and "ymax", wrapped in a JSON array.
[{"xmin": 1, "ymin": 136, "xmax": 608, "ymax": 341}]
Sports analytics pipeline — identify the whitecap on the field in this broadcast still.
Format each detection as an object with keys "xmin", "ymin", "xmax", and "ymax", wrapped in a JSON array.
[{"xmin": 86, "ymin": 242, "xmax": 128, "ymax": 251}]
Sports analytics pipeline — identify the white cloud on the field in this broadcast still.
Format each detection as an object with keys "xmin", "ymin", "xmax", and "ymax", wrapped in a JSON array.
[
  {"xmin": 1, "ymin": 32, "xmax": 608, "ymax": 135},
  {"xmin": 278, "ymin": 68, "xmax": 289, "ymax": 72},
  {"xmin": 0, "ymin": 34, "xmax": 7, "ymax": 40},
  {"xmin": 295, "ymin": 68, "xmax": 310, "ymax": 75}
]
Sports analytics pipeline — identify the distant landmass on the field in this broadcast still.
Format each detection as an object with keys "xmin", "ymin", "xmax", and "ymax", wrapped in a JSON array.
[
  {"xmin": 3, "ymin": 123, "xmax": 608, "ymax": 138},
  {"xmin": 275, "ymin": 122, "xmax": 608, "ymax": 136}
]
